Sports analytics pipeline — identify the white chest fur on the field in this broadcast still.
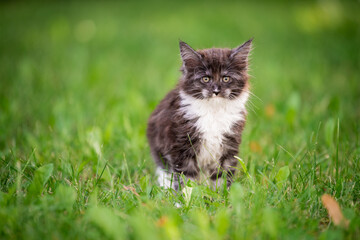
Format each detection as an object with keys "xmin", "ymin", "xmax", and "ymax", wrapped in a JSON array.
[{"xmin": 179, "ymin": 91, "xmax": 248, "ymax": 173}]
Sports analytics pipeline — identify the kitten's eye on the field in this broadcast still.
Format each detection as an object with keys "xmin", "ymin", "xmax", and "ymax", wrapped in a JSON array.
[
  {"xmin": 222, "ymin": 76, "xmax": 230, "ymax": 82},
  {"xmin": 202, "ymin": 76, "xmax": 210, "ymax": 83}
]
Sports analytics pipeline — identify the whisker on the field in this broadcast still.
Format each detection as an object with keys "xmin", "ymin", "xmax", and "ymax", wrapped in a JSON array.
[
  {"xmin": 245, "ymin": 101, "xmax": 258, "ymax": 116},
  {"xmin": 246, "ymin": 98, "xmax": 259, "ymax": 110},
  {"xmin": 243, "ymin": 90, "xmax": 263, "ymax": 103}
]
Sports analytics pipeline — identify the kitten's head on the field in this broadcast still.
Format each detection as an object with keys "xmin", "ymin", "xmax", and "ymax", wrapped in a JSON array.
[{"xmin": 179, "ymin": 39, "xmax": 252, "ymax": 100}]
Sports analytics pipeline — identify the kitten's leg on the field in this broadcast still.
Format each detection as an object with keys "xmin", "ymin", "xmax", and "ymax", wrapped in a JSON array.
[
  {"xmin": 173, "ymin": 172, "xmax": 193, "ymax": 191},
  {"xmin": 211, "ymin": 176, "xmax": 226, "ymax": 190},
  {"xmin": 210, "ymin": 171, "xmax": 233, "ymax": 189},
  {"xmin": 173, "ymin": 158, "xmax": 199, "ymax": 190},
  {"xmin": 210, "ymin": 157, "xmax": 238, "ymax": 188},
  {"xmin": 157, "ymin": 170, "xmax": 190, "ymax": 191},
  {"xmin": 156, "ymin": 167, "xmax": 175, "ymax": 189},
  {"xmin": 222, "ymin": 157, "xmax": 238, "ymax": 187},
  {"xmin": 208, "ymin": 168, "xmax": 227, "ymax": 190},
  {"xmin": 157, "ymin": 168, "xmax": 193, "ymax": 191}
]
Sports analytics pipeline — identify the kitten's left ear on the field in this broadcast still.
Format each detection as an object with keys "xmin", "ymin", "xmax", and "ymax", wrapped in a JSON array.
[{"xmin": 230, "ymin": 38, "xmax": 253, "ymax": 65}]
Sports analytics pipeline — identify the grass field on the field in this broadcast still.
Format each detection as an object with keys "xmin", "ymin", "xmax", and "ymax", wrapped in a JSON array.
[{"xmin": 0, "ymin": 1, "xmax": 359, "ymax": 239}]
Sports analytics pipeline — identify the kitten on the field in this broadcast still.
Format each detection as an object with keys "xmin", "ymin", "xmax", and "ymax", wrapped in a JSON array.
[{"xmin": 147, "ymin": 39, "xmax": 252, "ymax": 190}]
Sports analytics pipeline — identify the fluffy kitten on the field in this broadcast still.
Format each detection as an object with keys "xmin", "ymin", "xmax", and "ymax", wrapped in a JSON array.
[{"xmin": 147, "ymin": 39, "xmax": 252, "ymax": 190}]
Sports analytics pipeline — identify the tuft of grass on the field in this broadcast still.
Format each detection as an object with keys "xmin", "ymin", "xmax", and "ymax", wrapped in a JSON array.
[{"xmin": 0, "ymin": 1, "xmax": 359, "ymax": 239}]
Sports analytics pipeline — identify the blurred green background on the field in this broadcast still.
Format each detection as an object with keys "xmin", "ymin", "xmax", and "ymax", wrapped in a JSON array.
[{"xmin": 0, "ymin": 0, "xmax": 359, "ymax": 239}]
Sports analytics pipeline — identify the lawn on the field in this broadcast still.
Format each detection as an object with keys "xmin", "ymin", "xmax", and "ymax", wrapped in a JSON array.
[{"xmin": 0, "ymin": 1, "xmax": 359, "ymax": 239}]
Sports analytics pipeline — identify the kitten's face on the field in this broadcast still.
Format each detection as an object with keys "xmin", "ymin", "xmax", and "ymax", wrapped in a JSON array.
[{"xmin": 179, "ymin": 39, "xmax": 252, "ymax": 100}]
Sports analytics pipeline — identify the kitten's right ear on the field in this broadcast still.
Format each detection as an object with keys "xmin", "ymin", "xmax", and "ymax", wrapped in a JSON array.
[{"xmin": 179, "ymin": 40, "xmax": 202, "ymax": 68}]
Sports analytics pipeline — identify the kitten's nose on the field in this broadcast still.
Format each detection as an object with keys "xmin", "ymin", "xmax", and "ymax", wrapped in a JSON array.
[
  {"xmin": 213, "ymin": 90, "xmax": 220, "ymax": 95},
  {"xmin": 212, "ymin": 85, "xmax": 221, "ymax": 95}
]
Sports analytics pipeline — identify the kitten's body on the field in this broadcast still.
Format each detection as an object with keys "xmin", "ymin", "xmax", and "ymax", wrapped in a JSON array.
[{"xmin": 147, "ymin": 40, "xmax": 252, "ymax": 189}]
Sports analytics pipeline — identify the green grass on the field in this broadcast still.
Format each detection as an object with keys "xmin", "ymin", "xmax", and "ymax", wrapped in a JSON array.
[{"xmin": 1, "ymin": 1, "xmax": 359, "ymax": 239}]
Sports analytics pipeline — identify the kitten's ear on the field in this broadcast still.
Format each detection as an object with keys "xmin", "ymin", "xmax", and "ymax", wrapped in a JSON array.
[
  {"xmin": 179, "ymin": 40, "xmax": 202, "ymax": 68},
  {"xmin": 230, "ymin": 38, "xmax": 253, "ymax": 66}
]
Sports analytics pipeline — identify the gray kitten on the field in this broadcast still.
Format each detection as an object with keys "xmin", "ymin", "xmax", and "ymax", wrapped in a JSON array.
[{"xmin": 147, "ymin": 39, "xmax": 252, "ymax": 190}]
